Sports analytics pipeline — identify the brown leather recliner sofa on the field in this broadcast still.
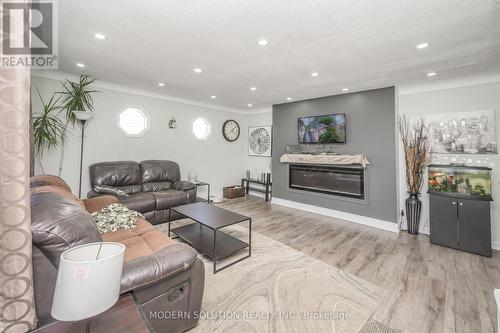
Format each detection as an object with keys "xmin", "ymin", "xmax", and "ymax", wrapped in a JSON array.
[
  {"xmin": 88, "ymin": 160, "xmax": 197, "ymax": 224},
  {"xmin": 30, "ymin": 175, "xmax": 204, "ymax": 333}
]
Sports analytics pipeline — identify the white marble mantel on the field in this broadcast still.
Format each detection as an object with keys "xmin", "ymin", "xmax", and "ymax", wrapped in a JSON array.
[{"xmin": 279, "ymin": 154, "xmax": 370, "ymax": 168}]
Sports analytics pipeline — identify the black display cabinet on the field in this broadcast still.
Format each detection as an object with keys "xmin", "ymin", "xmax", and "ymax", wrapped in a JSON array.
[{"xmin": 428, "ymin": 164, "xmax": 492, "ymax": 257}]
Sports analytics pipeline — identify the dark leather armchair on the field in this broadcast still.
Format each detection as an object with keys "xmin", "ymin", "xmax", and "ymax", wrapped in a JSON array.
[
  {"xmin": 30, "ymin": 176, "xmax": 204, "ymax": 333},
  {"xmin": 88, "ymin": 160, "xmax": 197, "ymax": 224}
]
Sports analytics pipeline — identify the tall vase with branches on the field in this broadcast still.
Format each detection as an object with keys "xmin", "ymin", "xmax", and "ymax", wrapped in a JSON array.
[
  {"xmin": 398, "ymin": 115, "xmax": 432, "ymax": 235},
  {"xmin": 56, "ymin": 75, "xmax": 99, "ymax": 176}
]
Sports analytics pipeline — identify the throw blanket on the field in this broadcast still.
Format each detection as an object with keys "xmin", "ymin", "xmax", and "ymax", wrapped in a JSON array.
[{"xmin": 91, "ymin": 203, "xmax": 144, "ymax": 233}]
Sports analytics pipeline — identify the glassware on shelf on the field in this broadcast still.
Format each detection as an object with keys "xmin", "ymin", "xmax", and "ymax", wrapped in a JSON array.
[
  {"xmin": 285, "ymin": 144, "xmax": 337, "ymax": 155},
  {"xmin": 286, "ymin": 145, "xmax": 304, "ymax": 154},
  {"xmin": 188, "ymin": 170, "xmax": 198, "ymax": 183}
]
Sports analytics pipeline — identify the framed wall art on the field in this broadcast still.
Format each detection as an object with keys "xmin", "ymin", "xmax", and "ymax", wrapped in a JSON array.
[
  {"xmin": 248, "ymin": 126, "xmax": 272, "ymax": 157},
  {"xmin": 426, "ymin": 110, "xmax": 497, "ymax": 154}
]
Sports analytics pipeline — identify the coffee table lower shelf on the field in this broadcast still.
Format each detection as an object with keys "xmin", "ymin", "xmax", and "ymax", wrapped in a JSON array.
[{"xmin": 171, "ymin": 223, "xmax": 250, "ymax": 273}]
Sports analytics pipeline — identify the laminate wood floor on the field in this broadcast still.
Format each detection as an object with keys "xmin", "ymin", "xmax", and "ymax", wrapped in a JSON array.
[{"xmin": 217, "ymin": 196, "xmax": 500, "ymax": 333}]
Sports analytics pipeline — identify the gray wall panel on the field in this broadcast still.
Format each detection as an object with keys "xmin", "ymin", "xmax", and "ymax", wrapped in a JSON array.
[{"xmin": 272, "ymin": 86, "xmax": 397, "ymax": 223}]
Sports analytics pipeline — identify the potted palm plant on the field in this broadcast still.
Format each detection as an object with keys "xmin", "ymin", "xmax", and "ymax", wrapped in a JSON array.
[
  {"xmin": 56, "ymin": 75, "xmax": 99, "ymax": 176},
  {"xmin": 59, "ymin": 74, "xmax": 99, "ymax": 123},
  {"xmin": 32, "ymin": 90, "xmax": 67, "ymax": 174},
  {"xmin": 398, "ymin": 115, "xmax": 432, "ymax": 235}
]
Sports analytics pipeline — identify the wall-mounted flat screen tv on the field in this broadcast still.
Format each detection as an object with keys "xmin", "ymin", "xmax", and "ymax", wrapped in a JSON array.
[{"xmin": 298, "ymin": 114, "xmax": 346, "ymax": 144}]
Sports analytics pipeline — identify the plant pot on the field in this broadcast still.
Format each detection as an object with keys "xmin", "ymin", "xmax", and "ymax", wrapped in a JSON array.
[{"xmin": 405, "ymin": 192, "xmax": 422, "ymax": 235}]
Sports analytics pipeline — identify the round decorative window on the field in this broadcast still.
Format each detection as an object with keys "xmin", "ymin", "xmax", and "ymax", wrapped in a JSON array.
[
  {"xmin": 117, "ymin": 107, "xmax": 149, "ymax": 137},
  {"xmin": 193, "ymin": 118, "xmax": 211, "ymax": 141}
]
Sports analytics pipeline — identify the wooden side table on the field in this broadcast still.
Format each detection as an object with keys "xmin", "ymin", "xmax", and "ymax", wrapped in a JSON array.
[{"xmin": 30, "ymin": 295, "xmax": 149, "ymax": 333}]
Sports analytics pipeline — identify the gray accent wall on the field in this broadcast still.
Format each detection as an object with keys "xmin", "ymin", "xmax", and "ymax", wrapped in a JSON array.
[{"xmin": 272, "ymin": 86, "xmax": 397, "ymax": 223}]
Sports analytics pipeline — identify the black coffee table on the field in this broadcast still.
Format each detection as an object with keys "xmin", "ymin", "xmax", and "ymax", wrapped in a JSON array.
[{"xmin": 168, "ymin": 203, "xmax": 251, "ymax": 274}]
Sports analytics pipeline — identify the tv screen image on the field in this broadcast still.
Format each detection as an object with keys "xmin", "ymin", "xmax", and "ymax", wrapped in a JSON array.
[{"xmin": 298, "ymin": 114, "xmax": 346, "ymax": 144}]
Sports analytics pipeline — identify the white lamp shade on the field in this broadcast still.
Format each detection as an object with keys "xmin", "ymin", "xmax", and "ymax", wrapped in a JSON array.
[
  {"xmin": 51, "ymin": 242, "xmax": 125, "ymax": 321},
  {"xmin": 72, "ymin": 110, "xmax": 93, "ymax": 121}
]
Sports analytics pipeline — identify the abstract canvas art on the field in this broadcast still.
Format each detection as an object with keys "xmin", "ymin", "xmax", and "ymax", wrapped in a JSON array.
[
  {"xmin": 426, "ymin": 110, "xmax": 497, "ymax": 154},
  {"xmin": 248, "ymin": 126, "xmax": 272, "ymax": 157}
]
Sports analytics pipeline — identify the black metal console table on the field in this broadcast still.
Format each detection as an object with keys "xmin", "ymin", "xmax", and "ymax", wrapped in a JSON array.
[
  {"xmin": 194, "ymin": 181, "xmax": 210, "ymax": 203},
  {"xmin": 241, "ymin": 173, "xmax": 272, "ymax": 201}
]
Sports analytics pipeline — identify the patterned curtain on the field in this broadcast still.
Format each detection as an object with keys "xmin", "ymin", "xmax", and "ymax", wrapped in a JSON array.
[{"xmin": 0, "ymin": 66, "xmax": 37, "ymax": 331}]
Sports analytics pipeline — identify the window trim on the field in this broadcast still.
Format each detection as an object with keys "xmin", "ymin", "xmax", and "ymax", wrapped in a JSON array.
[
  {"xmin": 192, "ymin": 117, "xmax": 212, "ymax": 141},
  {"xmin": 116, "ymin": 105, "xmax": 150, "ymax": 138}
]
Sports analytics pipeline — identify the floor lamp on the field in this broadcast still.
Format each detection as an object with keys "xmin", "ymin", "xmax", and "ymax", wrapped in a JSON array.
[{"xmin": 72, "ymin": 111, "xmax": 93, "ymax": 198}]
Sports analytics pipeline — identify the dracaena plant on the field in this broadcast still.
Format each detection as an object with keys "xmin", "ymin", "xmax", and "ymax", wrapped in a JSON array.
[
  {"xmin": 59, "ymin": 74, "xmax": 99, "ymax": 124},
  {"xmin": 32, "ymin": 89, "xmax": 68, "ymax": 174},
  {"xmin": 32, "ymin": 89, "xmax": 67, "ymax": 156}
]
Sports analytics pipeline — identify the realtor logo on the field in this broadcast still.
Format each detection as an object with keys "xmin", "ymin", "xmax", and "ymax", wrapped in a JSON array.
[{"xmin": 1, "ymin": 0, "xmax": 58, "ymax": 68}]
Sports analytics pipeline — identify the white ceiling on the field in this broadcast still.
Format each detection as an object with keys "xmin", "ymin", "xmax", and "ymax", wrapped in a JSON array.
[{"xmin": 54, "ymin": 0, "xmax": 500, "ymax": 112}]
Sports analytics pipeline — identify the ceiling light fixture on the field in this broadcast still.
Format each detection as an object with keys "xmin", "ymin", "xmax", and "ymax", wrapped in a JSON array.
[
  {"xmin": 426, "ymin": 72, "xmax": 437, "ymax": 77},
  {"xmin": 250, "ymin": 87, "xmax": 257, "ymax": 91},
  {"xmin": 211, "ymin": 95, "xmax": 216, "ymax": 99},
  {"xmin": 416, "ymin": 42, "xmax": 429, "ymax": 49},
  {"xmin": 257, "ymin": 39, "xmax": 269, "ymax": 46},
  {"xmin": 158, "ymin": 82, "xmax": 165, "ymax": 87},
  {"xmin": 93, "ymin": 33, "xmax": 107, "ymax": 40},
  {"xmin": 193, "ymin": 68, "xmax": 202, "ymax": 73},
  {"xmin": 248, "ymin": 104, "xmax": 253, "ymax": 107},
  {"xmin": 286, "ymin": 97, "xmax": 292, "ymax": 101},
  {"xmin": 342, "ymin": 88, "xmax": 349, "ymax": 92},
  {"xmin": 311, "ymin": 72, "xmax": 319, "ymax": 77},
  {"xmin": 76, "ymin": 63, "xmax": 85, "ymax": 68}
]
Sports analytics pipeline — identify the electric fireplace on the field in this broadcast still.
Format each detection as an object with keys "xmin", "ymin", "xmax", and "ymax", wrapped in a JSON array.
[{"xmin": 289, "ymin": 164, "xmax": 365, "ymax": 199}]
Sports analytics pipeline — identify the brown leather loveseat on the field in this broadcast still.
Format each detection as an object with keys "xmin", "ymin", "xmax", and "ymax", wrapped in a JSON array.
[
  {"xmin": 30, "ymin": 175, "xmax": 204, "ymax": 333},
  {"xmin": 88, "ymin": 160, "xmax": 197, "ymax": 224}
]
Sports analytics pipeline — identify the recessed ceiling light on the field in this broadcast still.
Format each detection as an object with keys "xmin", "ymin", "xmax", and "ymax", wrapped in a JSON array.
[
  {"xmin": 286, "ymin": 97, "xmax": 292, "ymax": 101},
  {"xmin": 248, "ymin": 104, "xmax": 253, "ymax": 107},
  {"xmin": 93, "ymin": 33, "xmax": 106, "ymax": 40},
  {"xmin": 158, "ymin": 82, "xmax": 165, "ymax": 87},
  {"xmin": 342, "ymin": 88, "xmax": 349, "ymax": 92},
  {"xmin": 211, "ymin": 95, "xmax": 216, "ymax": 99},
  {"xmin": 76, "ymin": 62, "xmax": 85, "ymax": 68},
  {"xmin": 257, "ymin": 39, "xmax": 269, "ymax": 46},
  {"xmin": 250, "ymin": 87, "xmax": 257, "ymax": 91},
  {"xmin": 193, "ymin": 68, "xmax": 202, "ymax": 73},
  {"xmin": 416, "ymin": 42, "xmax": 429, "ymax": 49},
  {"xmin": 311, "ymin": 72, "xmax": 319, "ymax": 77},
  {"xmin": 426, "ymin": 72, "xmax": 437, "ymax": 77}
]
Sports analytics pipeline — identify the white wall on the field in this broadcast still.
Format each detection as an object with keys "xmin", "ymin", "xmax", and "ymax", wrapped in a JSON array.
[
  {"xmin": 243, "ymin": 109, "xmax": 273, "ymax": 197},
  {"xmin": 32, "ymin": 75, "xmax": 257, "ymax": 200},
  {"xmin": 244, "ymin": 109, "xmax": 273, "ymax": 175},
  {"xmin": 399, "ymin": 81, "xmax": 500, "ymax": 247}
]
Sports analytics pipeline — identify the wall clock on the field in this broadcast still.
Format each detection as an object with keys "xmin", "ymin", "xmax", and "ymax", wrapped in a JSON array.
[
  {"xmin": 248, "ymin": 126, "xmax": 272, "ymax": 157},
  {"xmin": 222, "ymin": 120, "xmax": 240, "ymax": 142}
]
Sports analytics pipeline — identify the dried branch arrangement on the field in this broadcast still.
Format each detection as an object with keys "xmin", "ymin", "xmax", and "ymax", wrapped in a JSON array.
[{"xmin": 398, "ymin": 115, "xmax": 432, "ymax": 194}]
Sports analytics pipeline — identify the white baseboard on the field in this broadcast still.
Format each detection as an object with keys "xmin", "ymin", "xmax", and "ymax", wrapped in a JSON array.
[
  {"xmin": 272, "ymin": 197, "xmax": 399, "ymax": 233},
  {"xmin": 492, "ymin": 241, "xmax": 500, "ymax": 251}
]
